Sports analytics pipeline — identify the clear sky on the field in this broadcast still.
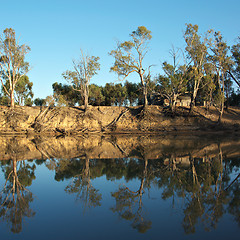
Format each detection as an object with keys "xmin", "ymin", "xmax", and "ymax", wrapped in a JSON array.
[{"xmin": 1, "ymin": 0, "xmax": 239, "ymax": 99}]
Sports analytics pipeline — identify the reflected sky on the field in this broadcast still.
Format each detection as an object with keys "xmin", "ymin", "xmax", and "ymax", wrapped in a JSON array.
[{"xmin": 0, "ymin": 135, "xmax": 240, "ymax": 239}]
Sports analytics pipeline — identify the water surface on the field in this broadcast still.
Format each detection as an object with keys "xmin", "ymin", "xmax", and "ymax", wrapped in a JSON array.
[{"xmin": 0, "ymin": 135, "xmax": 240, "ymax": 239}]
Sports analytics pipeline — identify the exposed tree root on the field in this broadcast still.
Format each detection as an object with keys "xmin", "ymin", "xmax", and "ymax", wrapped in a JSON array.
[
  {"xmin": 32, "ymin": 107, "xmax": 59, "ymax": 132},
  {"xmin": 102, "ymin": 108, "xmax": 129, "ymax": 132}
]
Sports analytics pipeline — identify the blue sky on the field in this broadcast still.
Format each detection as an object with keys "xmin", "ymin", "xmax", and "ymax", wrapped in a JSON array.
[{"xmin": 1, "ymin": 0, "xmax": 239, "ymax": 99}]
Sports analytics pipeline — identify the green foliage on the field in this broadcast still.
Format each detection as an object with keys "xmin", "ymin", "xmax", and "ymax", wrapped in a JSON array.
[
  {"xmin": 114, "ymin": 83, "xmax": 127, "ymax": 106},
  {"xmin": 131, "ymin": 26, "xmax": 152, "ymax": 41},
  {"xmin": 0, "ymin": 94, "xmax": 10, "ymax": 106},
  {"xmin": 231, "ymin": 36, "xmax": 240, "ymax": 80},
  {"xmin": 184, "ymin": 24, "xmax": 212, "ymax": 109},
  {"xmin": 110, "ymin": 26, "xmax": 152, "ymax": 106},
  {"xmin": 101, "ymin": 82, "xmax": 128, "ymax": 106},
  {"xmin": 15, "ymin": 76, "xmax": 34, "ymax": 105},
  {"xmin": 34, "ymin": 97, "xmax": 46, "ymax": 106},
  {"xmin": 0, "ymin": 75, "xmax": 33, "ymax": 106},
  {"xmin": 157, "ymin": 48, "xmax": 188, "ymax": 111},
  {"xmin": 89, "ymin": 84, "xmax": 105, "ymax": 106},
  {"xmin": 52, "ymin": 82, "xmax": 81, "ymax": 106},
  {"xmin": 45, "ymin": 95, "xmax": 55, "ymax": 107},
  {"xmin": 209, "ymin": 31, "xmax": 232, "ymax": 120},
  {"xmin": 229, "ymin": 90, "xmax": 240, "ymax": 106},
  {"xmin": 124, "ymin": 81, "xmax": 139, "ymax": 106},
  {"xmin": 102, "ymin": 83, "xmax": 116, "ymax": 106},
  {"xmin": 184, "ymin": 24, "xmax": 209, "ymax": 66},
  {"xmin": 0, "ymin": 28, "xmax": 30, "ymax": 107}
]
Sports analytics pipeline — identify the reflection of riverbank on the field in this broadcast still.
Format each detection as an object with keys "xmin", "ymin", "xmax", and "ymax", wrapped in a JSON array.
[{"xmin": 0, "ymin": 135, "xmax": 240, "ymax": 162}]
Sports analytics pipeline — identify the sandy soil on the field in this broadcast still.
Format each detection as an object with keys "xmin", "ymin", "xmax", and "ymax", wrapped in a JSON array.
[{"xmin": 0, "ymin": 105, "xmax": 239, "ymax": 135}]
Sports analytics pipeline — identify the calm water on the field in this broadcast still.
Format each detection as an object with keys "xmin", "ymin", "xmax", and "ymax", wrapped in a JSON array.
[{"xmin": 0, "ymin": 135, "xmax": 240, "ymax": 239}]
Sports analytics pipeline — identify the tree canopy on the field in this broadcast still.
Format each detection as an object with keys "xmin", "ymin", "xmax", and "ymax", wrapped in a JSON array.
[
  {"xmin": 110, "ymin": 26, "xmax": 152, "ymax": 107},
  {"xmin": 0, "ymin": 28, "xmax": 31, "ymax": 108}
]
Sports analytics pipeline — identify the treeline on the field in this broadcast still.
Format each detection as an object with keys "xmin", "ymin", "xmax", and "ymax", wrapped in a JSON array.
[
  {"xmin": 33, "ymin": 78, "xmax": 239, "ymax": 110},
  {"xmin": 0, "ymin": 25, "xmax": 240, "ymax": 122},
  {"xmin": 34, "ymin": 81, "xmax": 159, "ymax": 107}
]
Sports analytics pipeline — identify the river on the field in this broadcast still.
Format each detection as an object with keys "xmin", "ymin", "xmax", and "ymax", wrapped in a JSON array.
[{"xmin": 0, "ymin": 134, "xmax": 240, "ymax": 239}]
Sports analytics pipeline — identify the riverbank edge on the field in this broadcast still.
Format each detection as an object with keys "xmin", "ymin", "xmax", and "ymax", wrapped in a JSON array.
[{"xmin": 0, "ymin": 105, "xmax": 240, "ymax": 136}]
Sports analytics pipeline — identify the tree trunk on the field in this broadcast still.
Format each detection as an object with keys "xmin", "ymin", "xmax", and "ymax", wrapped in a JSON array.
[
  {"xmin": 143, "ymin": 86, "xmax": 148, "ymax": 107},
  {"xmin": 189, "ymin": 86, "xmax": 199, "ymax": 115},
  {"xmin": 228, "ymin": 70, "xmax": 240, "ymax": 88},
  {"xmin": 217, "ymin": 73, "xmax": 225, "ymax": 124},
  {"xmin": 139, "ymin": 72, "xmax": 148, "ymax": 107},
  {"xmin": 225, "ymin": 94, "xmax": 229, "ymax": 111},
  {"xmin": 84, "ymin": 94, "xmax": 88, "ymax": 111},
  {"xmin": 218, "ymin": 104, "xmax": 224, "ymax": 124},
  {"xmin": 171, "ymin": 94, "xmax": 177, "ymax": 113},
  {"xmin": 10, "ymin": 90, "xmax": 15, "ymax": 108},
  {"xmin": 84, "ymin": 85, "xmax": 88, "ymax": 111},
  {"xmin": 189, "ymin": 100, "xmax": 195, "ymax": 115}
]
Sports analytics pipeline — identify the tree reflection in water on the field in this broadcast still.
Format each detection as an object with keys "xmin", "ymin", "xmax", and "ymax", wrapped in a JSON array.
[
  {"xmin": 154, "ymin": 144, "xmax": 240, "ymax": 234},
  {"xmin": 0, "ymin": 159, "xmax": 35, "ymax": 233},
  {"xmin": 55, "ymin": 156, "xmax": 102, "ymax": 211},
  {"xmin": 1, "ymin": 136, "xmax": 240, "ymax": 235},
  {"xmin": 53, "ymin": 147, "xmax": 240, "ymax": 234},
  {"xmin": 110, "ymin": 144, "xmax": 240, "ymax": 234},
  {"xmin": 111, "ymin": 158, "xmax": 152, "ymax": 233}
]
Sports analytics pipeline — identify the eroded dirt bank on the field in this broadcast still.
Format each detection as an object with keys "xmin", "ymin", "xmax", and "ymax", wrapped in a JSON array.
[
  {"xmin": 0, "ymin": 134, "xmax": 240, "ymax": 162},
  {"xmin": 0, "ymin": 105, "xmax": 240, "ymax": 135}
]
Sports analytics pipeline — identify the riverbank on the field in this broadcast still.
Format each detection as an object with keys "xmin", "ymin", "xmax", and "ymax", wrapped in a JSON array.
[{"xmin": 0, "ymin": 105, "xmax": 240, "ymax": 135}]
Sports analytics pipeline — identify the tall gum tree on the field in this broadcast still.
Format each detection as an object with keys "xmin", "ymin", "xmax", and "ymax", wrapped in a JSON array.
[
  {"xmin": 210, "ymin": 31, "xmax": 233, "ymax": 123},
  {"xmin": 109, "ymin": 26, "xmax": 152, "ymax": 107},
  {"xmin": 184, "ymin": 24, "xmax": 212, "ymax": 113},
  {"xmin": 62, "ymin": 49, "xmax": 100, "ymax": 111},
  {"xmin": 230, "ymin": 36, "xmax": 240, "ymax": 88},
  {"xmin": 0, "ymin": 28, "xmax": 30, "ymax": 108},
  {"xmin": 157, "ymin": 47, "xmax": 188, "ymax": 113}
]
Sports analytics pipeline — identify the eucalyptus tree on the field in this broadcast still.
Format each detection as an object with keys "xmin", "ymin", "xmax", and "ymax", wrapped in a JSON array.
[
  {"xmin": 124, "ymin": 81, "xmax": 139, "ymax": 106},
  {"xmin": 0, "ymin": 75, "xmax": 33, "ymax": 106},
  {"xmin": 62, "ymin": 49, "xmax": 100, "ymax": 111},
  {"xmin": 52, "ymin": 82, "xmax": 81, "ymax": 106},
  {"xmin": 0, "ymin": 28, "xmax": 30, "ymax": 108},
  {"xmin": 103, "ymin": 83, "xmax": 116, "ymax": 106},
  {"xmin": 184, "ymin": 24, "xmax": 212, "ymax": 113},
  {"xmin": 114, "ymin": 83, "xmax": 127, "ymax": 106},
  {"xmin": 224, "ymin": 76, "xmax": 233, "ymax": 110},
  {"xmin": 197, "ymin": 61, "xmax": 216, "ymax": 111},
  {"xmin": 230, "ymin": 36, "xmax": 240, "ymax": 88},
  {"xmin": 89, "ymin": 84, "xmax": 105, "ymax": 106},
  {"xmin": 157, "ymin": 48, "xmax": 188, "ymax": 112},
  {"xmin": 210, "ymin": 31, "xmax": 232, "ymax": 123},
  {"xmin": 33, "ymin": 98, "xmax": 46, "ymax": 106},
  {"xmin": 110, "ymin": 26, "xmax": 152, "ymax": 107},
  {"xmin": 15, "ymin": 75, "xmax": 34, "ymax": 106}
]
